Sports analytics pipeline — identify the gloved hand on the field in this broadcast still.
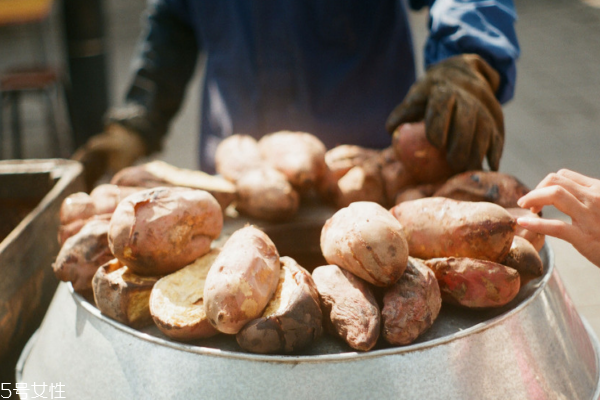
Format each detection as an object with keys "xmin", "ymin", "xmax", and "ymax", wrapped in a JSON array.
[
  {"xmin": 72, "ymin": 124, "xmax": 147, "ymax": 190},
  {"xmin": 386, "ymin": 54, "xmax": 504, "ymax": 172}
]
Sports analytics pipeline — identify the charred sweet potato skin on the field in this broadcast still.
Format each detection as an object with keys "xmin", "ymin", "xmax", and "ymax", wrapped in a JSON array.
[
  {"xmin": 312, "ymin": 264, "xmax": 380, "ymax": 351},
  {"xmin": 92, "ymin": 259, "xmax": 159, "ymax": 328},
  {"xmin": 424, "ymin": 257, "xmax": 520, "ymax": 308},
  {"xmin": 434, "ymin": 171, "xmax": 530, "ymax": 209},
  {"xmin": 382, "ymin": 258, "xmax": 441, "ymax": 346},
  {"xmin": 53, "ymin": 219, "xmax": 113, "ymax": 293},
  {"xmin": 108, "ymin": 187, "xmax": 223, "ymax": 276},
  {"xmin": 204, "ymin": 226, "xmax": 280, "ymax": 334},
  {"xmin": 502, "ymin": 236, "xmax": 544, "ymax": 279},
  {"xmin": 390, "ymin": 197, "xmax": 515, "ymax": 262},
  {"xmin": 236, "ymin": 257, "xmax": 323, "ymax": 354},
  {"xmin": 320, "ymin": 201, "xmax": 408, "ymax": 287}
]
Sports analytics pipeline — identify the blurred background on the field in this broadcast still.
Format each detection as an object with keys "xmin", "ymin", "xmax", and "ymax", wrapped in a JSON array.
[{"xmin": 1, "ymin": 0, "xmax": 600, "ymax": 330}]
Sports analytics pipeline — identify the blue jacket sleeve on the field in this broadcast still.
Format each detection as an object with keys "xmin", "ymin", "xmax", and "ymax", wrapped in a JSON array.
[
  {"xmin": 409, "ymin": 0, "xmax": 520, "ymax": 104},
  {"xmin": 107, "ymin": 0, "xmax": 199, "ymax": 153}
]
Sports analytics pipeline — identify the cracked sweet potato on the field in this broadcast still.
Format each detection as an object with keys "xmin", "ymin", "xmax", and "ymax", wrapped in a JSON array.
[
  {"xmin": 110, "ymin": 160, "xmax": 237, "ymax": 211},
  {"xmin": 108, "ymin": 187, "xmax": 223, "ymax": 276},
  {"xmin": 235, "ymin": 167, "xmax": 299, "ymax": 221},
  {"xmin": 392, "ymin": 122, "xmax": 453, "ymax": 184},
  {"xmin": 312, "ymin": 264, "xmax": 380, "ymax": 351},
  {"xmin": 320, "ymin": 201, "xmax": 408, "ymax": 287},
  {"xmin": 424, "ymin": 257, "xmax": 520, "ymax": 308},
  {"xmin": 382, "ymin": 257, "xmax": 441, "ymax": 346},
  {"xmin": 204, "ymin": 226, "xmax": 280, "ymax": 334},
  {"xmin": 149, "ymin": 249, "xmax": 221, "ymax": 341},
  {"xmin": 214, "ymin": 134, "xmax": 263, "ymax": 183},
  {"xmin": 92, "ymin": 259, "xmax": 159, "ymax": 328},
  {"xmin": 390, "ymin": 197, "xmax": 515, "ymax": 262},
  {"xmin": 434, "ymin": 171, "xmax": 530, "ymax": 208},
  {"xmin": 53, "ymin": 219, "xmax": 113, "ymax": 294},
  {"xmin": 258, "ymin": 131, "xmax": 326, "ymax": 192},
  {"xmin": 236, "ymin": 256, "xmax": 323, "ymax": 354}
]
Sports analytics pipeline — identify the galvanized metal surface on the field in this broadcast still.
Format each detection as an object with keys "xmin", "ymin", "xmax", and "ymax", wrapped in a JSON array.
[{"xmin": 17, "ymin": 243, "xmax": 600, "ymax": 399}]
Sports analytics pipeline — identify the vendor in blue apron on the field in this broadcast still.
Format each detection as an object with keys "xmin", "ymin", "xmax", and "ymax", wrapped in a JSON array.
[{"xmin": 75, "ymin": 0, "xmax": 520, "ymax": 183}]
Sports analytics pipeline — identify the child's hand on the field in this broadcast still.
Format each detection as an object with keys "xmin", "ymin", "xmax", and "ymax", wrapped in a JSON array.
[{"xmin": 517, "ymin": 169, "xmax": 600, "ymax": 268}]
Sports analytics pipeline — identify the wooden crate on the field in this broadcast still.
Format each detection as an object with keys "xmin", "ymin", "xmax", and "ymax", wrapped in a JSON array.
[{"xmin": 0, "ymin": 159, "xmax": 84, "ymax": 381}]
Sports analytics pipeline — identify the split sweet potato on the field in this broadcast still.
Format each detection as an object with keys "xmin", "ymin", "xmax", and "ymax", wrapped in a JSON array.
[
  {"xmin": 424, "ymin": 257, "xmax": 520, "ymax": 308},
  {"xmin": 108, "ymin": 187, "xmax": 223, "ymax": 276},
  {"xmin": 149, "ymin": 249, "xmax": 221, "ymax": 341},
  {"xmin": 204, "ymin": 226, "xmax": 280, "ymax": 334},
  {"xmin": 382, "ymin": 257, "xmax": 441, "ymax": 346},
  {"xmin": 434, "ymin": 171, "xmax": 530, "ymax": 209},
  {"xmin": 312, "ymin": 264, "xmax": 380, "ymax": 351},
  {"xmin": 214, "ymin": 134, "xmax": 263, "ymax": 182},
  {"xmin": 390, "ymin": 197, "xmax": 515, "ymax": 262},
  {"xmin": 235, "ymin": 167, "xmax": 300, "ymax": 221},
  {"xmin": 236, "ymin": 256, "xmax": 323, "ymax": 354},
  {"xmin": 53, "ymin": 219, "xmax": 114, "ymax": 294},
  {"xmin": 392, "ymin": 122, "xmax": 453, "ymax": 184},
  {"xmin": 258, "ymin": 131, "xmax": 327, "ymax": 192},
  {"xmin": 110, "ymin": 160, "xmax": 237, "ymax": 211},
  {"xmin": 92, "ymin": 259, "xmax": 159, "ymax": 328},
  {"xmin": 321, "ymin": 201, "xmax": 408, "ymax": 287}
]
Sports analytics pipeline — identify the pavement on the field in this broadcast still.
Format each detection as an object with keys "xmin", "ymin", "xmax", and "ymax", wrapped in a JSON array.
[{"xmin": 2, "ymin": 0, "xmax": 600, "ymax": 341}]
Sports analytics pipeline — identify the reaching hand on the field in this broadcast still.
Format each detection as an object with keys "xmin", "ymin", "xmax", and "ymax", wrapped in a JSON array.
[
  {"xmin": 386, "ymin": 54, "xmax": 504, "ymax": 173},
  {"xmin": 517, "ymin": 169, "xmax": 600, "ymax": 268}
]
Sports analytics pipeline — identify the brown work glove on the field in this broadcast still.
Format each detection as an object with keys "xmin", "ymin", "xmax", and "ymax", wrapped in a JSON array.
[
  {"xmin": 72, "ymin": 124, "xmax": 147, "ymax": 190},
  {"xmin": 386, "ymin": 54, "xmax": 504, "ymax": 172}
]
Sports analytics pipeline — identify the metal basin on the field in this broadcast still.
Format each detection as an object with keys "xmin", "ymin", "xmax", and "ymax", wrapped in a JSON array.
[{"xmin": 16, "ymin": 208, "xmax": 600, "ymax": 400}]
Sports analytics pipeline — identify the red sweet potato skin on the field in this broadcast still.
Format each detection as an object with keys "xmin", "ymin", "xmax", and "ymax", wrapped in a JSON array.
[
  {"xmin": 390, "ymin": 197, "xmax": 515, "ymax": 262},
  {"xmin": 424, "ymin": 257, "xmax": 520, "ymax": 308},
  {"xmin": 382, "ymin": 258, "xmax": 441, "ymax": 345}
]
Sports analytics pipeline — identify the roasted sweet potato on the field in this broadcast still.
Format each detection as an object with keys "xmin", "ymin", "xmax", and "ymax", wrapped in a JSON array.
[
  {"xmin": 382, "ymin": 257, "xmax": 441, "ymax": 346},
  {"xmin": 258, "ymin": 131, "xmax": 326, "ymax": 192},
  {"xmin": 334, "ymin": 160, "xmax": 386, "ymax": 208},
  {"xmin": 108, "ymin": 187, "xmax": 223, "ymax": 276},
  {"xmin": 434, "ymin": 171, "xmax": 530, "ymax": 208},
  {"xmin": 149, "ymin": 249, "xmax": 221, "ymax": 341},
  {"xmin": 424, "ymin": 257, "xmax": 520, "ymax": 308},
  {"xmin": 321, "ymin": 201, "xmax": 408, "ymax": 287},
  {"xmin": 110, "ymin": 160, "xmax": 237, "ymax": 211},
  {"xmin": 312, "ymin": 264, "xmax": 380, "ymax": 351},
  {"xmin": 502, "ymin": 236, "xmax": 544, "ymax": 282},
  {"xmin": 53, "ymin": 219, "xmax": 113, "ymax": 294},
  {"xmin": 390, "ymin": 197, "xmax": 515, "ymax": 262},
  {"xmin": 59, "ymin": 192, "xmax": 97, "ymax": 225},
  {"xmin": 319, "ymin": 144, "xmax": 379, "ymax": 203},
  {"xmin": 235, "ymin": 167, "xmax": 299, "ymax": 221},
  {"xmin": 380, "ymin": 157, "xmax": 417, "ymax": 207},
  {"xmin": 506, "ymin": 207, "xmax": 545, "ymax": 252},
  {"xmin": 214, "ymin": 134, "xmax": 263, "ymax": 183},
  {"xmin": 58, "ymin": 213, "xmax": 112, "ymax": 246},
  {"xmin": 394, "ymin": 183, "xmax": 442, "ymax": 205},
  {"xmin": 236, "ymin": 257, "xmax": 322, "ymax": 354},
  {"xmin": 392, "ymin": 122, "xmax": 453, "ymax": 184},
  {"xmin": 92, "ymin": 259, "xmax": 159, "ymax": 328},
  {"xmin": 204, "ymin": 226, "xmax": 280, "ymax": 334},
  {"xmin": 89, "ymin": 184, "xmax": 144, "ymax": 215}
]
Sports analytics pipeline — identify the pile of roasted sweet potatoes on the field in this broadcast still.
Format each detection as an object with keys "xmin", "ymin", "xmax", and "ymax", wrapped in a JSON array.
[{"xmin": 52, "ymin": 125, "xmax": 546, "ymax": 354}]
